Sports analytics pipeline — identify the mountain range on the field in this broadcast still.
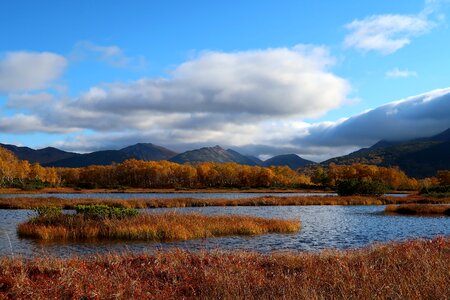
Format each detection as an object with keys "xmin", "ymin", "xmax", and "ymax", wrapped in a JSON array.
[
  {"xmin": 2, "ymin": 128, "xmax": 449, "ymax": 177},
  {"xmin": 0, "ymin": 143, "xmax": 314, "ymax": 170}
]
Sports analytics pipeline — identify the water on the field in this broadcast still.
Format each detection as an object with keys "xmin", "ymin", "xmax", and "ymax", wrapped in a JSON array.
[
  {"xmin": 0, "ymin": 192, "xmax": 407, "ymax": 199},
  {"xmin": 1, "ymin": 205, "xmax": 448, "ymax": 257}
]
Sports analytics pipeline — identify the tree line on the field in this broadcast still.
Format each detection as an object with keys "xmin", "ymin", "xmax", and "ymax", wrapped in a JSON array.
[{"xmin": 1, "ymin": 146, "xmax": 446, "ymax": 191}]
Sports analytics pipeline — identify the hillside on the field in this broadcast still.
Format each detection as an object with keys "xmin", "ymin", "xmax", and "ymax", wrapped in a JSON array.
[
  {"xmin": 322, "ymin": 128, "xmax": 450, "ymax": 178},
  {"xmin": 46, "ymin": 150, "xmax": 133, "ymax": 168},
  {"xmin": 263, "ymin": 154, "xmax": 315, "ymax": 169},
  {"xmin": 169, "ymin": 146, "xmax": 260, "ymax": 165},
  {"xmin": 0, "ymin": 144, "xmax": 78, "ymax": 164},
  {"xmin": 119, "ymin": 143, "xmax": 177, "ymax": 161}
]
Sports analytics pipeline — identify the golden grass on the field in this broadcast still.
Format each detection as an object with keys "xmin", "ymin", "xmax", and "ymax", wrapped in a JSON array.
[
  {"xmin": 17, "ymin": 212, "xmax": 300, "ymax": 241},
  {"xmin": 0, "ymin": 237, "xmax": 449, "ymax": 299},
  {"xmin": 385, "ymin": 204, "xmax": 450, "ymax": 215},
  {"xmin": 1, "ymin": 195, "xmax": 449, "ymax": 210}
]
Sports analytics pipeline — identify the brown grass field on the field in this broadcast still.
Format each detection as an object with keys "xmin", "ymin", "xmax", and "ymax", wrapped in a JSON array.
[
  {"xmin": 17, "ymin": 212, "xmax": 300, "ymax": 241},
  {"xmin": 385, "ymin": 204, "xmax": 450, "ymax": 215},
  {"xmin": 0, "ymin": 237, "xmax": 448, "ymax": 299},
  {"xmin": 1, "ymin": 195, "xmax": 449, "ymax": 210}
]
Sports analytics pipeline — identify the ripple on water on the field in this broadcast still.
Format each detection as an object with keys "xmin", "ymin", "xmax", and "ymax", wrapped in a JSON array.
[{"xmin": 0, "ymin": 205, "xmax": 448, "ymax": 257}]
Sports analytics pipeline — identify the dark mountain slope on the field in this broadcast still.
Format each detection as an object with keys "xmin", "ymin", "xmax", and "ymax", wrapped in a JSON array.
[
  {"xmin": 46, "ymin": 150, "xmax": 133, "ymax": 168},
  {"xmin": 263, "ymin": 154, "xmax": 316, "ymax": 169},
  {"xmin": 120, "ymin": 143, "xmax": 177, "ymax": 161},
  {"xmin": 0, "ymin": 143, "xmax": 78, "ymax": 164},
  {"xmin": 322, "ymin": 128, "xmax": 450, "ymax": 178}
]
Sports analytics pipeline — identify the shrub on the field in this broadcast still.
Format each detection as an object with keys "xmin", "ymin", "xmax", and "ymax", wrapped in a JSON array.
[
  {"xmin": 336, "ymin": 179, "xmax": 388, "ymax": 196},
  {"xmin": 420, "ymin": 185, "xmax": 450, "ymax": 197},
  {"xmin": 34, "ymin": 206, "xmax": 63, "ymax": 218},
  {"xmin": 75, "ymin": 205, "xmax": 139, "ymax": 219}
]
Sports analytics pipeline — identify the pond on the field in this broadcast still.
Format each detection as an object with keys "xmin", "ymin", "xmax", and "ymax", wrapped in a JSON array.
[{"xmin": 0, "ymin": 205, "xmax": 448, "ymax": 257}]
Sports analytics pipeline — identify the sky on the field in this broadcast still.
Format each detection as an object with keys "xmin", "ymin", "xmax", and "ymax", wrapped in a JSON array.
[{"xmin": 1, "ymin": 0, "xmax": 450, "ymax": 162}]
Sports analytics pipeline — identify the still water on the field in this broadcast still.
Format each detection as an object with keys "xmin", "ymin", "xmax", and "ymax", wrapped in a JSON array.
[
  {"xmin": 0, "ymin": 192, "xmax": 408, "ymax": 199},
  {"xmin": 1, "ymin": 205, "xmax": 448, "ymax": 257}
]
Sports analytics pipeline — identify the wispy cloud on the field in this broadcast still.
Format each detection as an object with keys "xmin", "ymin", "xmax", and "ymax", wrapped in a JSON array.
[
  {"xmin": 385, "ymin": 68, "xmax": 418, "ymax": 78},
  {"xmin": 343, "ymin": 1, "xmax": 446, "ymax": 55},
  {"xmin": 71, "ymin": 41, "xmax": 147, "ymax": 70},
  {"xmin": 344, "ymin": 14, "xmax": 433, "ymax": 55}
]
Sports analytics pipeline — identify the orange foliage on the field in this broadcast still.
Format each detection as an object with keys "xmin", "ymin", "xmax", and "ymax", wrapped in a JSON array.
[
  {"xmin": 0, "ymin": 147, "xmax": 60, "ymax": 186},
  {"xmin": 325, "ymin": 163, "xmax": 418, "ymax": 190}
]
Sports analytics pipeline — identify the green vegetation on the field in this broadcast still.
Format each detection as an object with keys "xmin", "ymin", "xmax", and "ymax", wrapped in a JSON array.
[
  {"xmin": 420, "ymin": 185, "xmax": 450, "ymax": 197},
  {"xmin": 1, "ymin": 237, "xmax": 448, "ymax": 299},
  {"xmin": 75, "ymin": 205, "xmax": 138, "ymax": 219},
  {"xmin": 336, "ymin": 179, "xmax": 388, "ymax": 196}
]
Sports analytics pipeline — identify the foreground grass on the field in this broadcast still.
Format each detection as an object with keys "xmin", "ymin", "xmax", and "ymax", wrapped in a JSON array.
[
  {"xmin": 17, "ymin": 212, "xmax": 300, "ymax": 241},
  {"xmin": 0, "ymin": 237, "xmax": 449, "ymax": 299},
  {"xmin": 385, "ymin": 204, "xmax": 450, "ymax": 215},
  {"xmin": 1, "ymin": 195, "xmax": 449, "ymax": 210}
]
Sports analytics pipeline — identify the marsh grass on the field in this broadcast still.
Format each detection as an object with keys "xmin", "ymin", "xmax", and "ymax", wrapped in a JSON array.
[
  {"xmin": 0, "ymin": 237, "xmax": 448, "ymax": 299},
  {"xmin": 17, "ymin": 211, "xmax": 300, "ymax": 241},
  {"xmin": 385, "ymin": 204, "xmax": 450, "ymax": 215},
  {"xmin": 1, "ymin": 195, "xmax": 449, "ymax": 210}
]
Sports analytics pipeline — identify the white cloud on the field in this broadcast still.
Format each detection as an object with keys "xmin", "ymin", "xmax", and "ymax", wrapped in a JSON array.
[
  {"xmin": 71, "ymin": 45, "xmax": 349, "ymax": 120},
  {"xmin": 0, "ymin": 52, "xmax": 67, "ymax": 92},
  {"xmin": 72, "ymin": 41, "xmax": 147, "ymax": 69},
  {"xmin": 5, "ymin": 45, "xmax": 350, "ymax": 134},
  {"xmin": 294, "ymin": 88, "xmax": 450, "ymax": 153},
  {"xmin": 344, "ymin": 14, "xmax": 434, "ymax": 54},
  {"xmin": 385, "ymin": 68, "xmax": 418, "ymax": 78}
]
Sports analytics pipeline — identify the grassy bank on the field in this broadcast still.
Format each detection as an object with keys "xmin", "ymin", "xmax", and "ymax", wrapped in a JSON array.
[
  {"xmin": 1, "ymin": 195, "xmax": 449, "ymax": 210},
  {"xmin": 17, "ymin": 211, "xmax": 300, "ymax": 241},
  {"xmin": 0, "ymin": 187, "xmax": 326, "ymax": 194},
  {"xmin": 385, "ymin": 204, "xmax": 450, "ymax": 215},
  {"xmin": 1, "ymin": 237, "xmax": 448, "ymax": 299}
]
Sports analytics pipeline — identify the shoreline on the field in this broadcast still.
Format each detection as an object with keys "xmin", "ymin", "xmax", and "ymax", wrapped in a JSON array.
[{"xmin": 0, "ymin": 187, "xmax": 414, "ymax": 195}]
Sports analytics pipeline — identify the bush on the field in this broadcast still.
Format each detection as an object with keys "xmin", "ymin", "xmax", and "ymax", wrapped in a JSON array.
[
  {"xmin": 75, "ymin": 205, "xmax": 139, "ymax": 219},
  {"xmin": 420, "ymin": 185, "xmax": 450, "ymax": 197},
  {"xmin": 336, "ymin": 179, "xmax": 388, "ymax": 196},
  {"xmin": 31, "ymin": 206, "xmax": 63, "ymax": 224},
  {"xmin": 34, "ymin": 206, "xmax": 63, "ymax": 218}
]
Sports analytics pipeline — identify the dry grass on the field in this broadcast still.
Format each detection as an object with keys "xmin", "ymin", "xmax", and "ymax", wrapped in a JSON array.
[
  {"xmin": 385, "ymin": 204, "xmax": 450, "ymax": 215},
  {"xmin": 17, "ymin": 212, "xmax": 300, "ymax": 241},
  {"xmin": 1, "ymin": 195, "xmax": 449, "ymax": 210},
  {"xmin": 0, "ymin": 237, "xmax": 449, "ymax": 299}
]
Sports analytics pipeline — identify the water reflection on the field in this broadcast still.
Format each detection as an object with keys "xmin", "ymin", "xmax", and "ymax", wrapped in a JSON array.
[{"xmin": 0, "ymin": 206, "xmax": 447, "ymax": 258}]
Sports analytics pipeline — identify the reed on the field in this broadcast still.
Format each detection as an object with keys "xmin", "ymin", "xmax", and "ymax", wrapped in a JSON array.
[
  {"xmin": 17, "ymin": 211, "xmax": 300, "ymax": 241},
  {"xmin": 1, "ymin": 195, "xmax": 449, "ymax": 210},
  {"xmin": 385, "ymin": 204, "xmax": 450, "ymax": 215},
  {"xmin": 0, "ymin": 237, "xmax": 448, "ymax": 299}
]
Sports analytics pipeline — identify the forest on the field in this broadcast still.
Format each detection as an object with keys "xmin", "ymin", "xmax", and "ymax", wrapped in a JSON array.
[{"xmin": 0, "ymin": 146, "xmax": 448, "ymax": 191}]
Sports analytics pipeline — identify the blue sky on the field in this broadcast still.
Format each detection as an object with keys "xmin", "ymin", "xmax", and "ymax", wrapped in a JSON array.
[{"xmin": 1, "ymin": 0, "xmax": 450, "ymax": 161}]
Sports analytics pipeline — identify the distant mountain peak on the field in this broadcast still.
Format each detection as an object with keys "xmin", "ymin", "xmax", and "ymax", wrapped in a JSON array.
[
  {"xmin": 263, "ymin": 154, "xmax": 316, "ymax": 169},
  {"xmin": 170, "ymin": 146, "xmax": 260, "ymax": 165}
]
